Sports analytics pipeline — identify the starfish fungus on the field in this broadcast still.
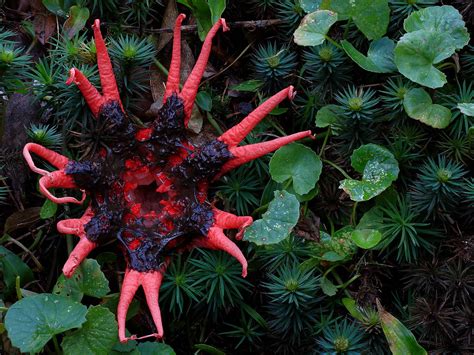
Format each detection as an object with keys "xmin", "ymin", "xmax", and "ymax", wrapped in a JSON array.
[{"xmin": 23, "ymin": 15, "xmax": 313, "ymax": 342}]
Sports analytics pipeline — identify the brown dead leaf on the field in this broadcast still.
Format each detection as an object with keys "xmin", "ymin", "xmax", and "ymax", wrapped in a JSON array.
[
  {"xmin": 4, "ymin": 207, "xmax": 41, "ymax": 233},
  {"xmin": 34, "ymin": 12, "xmax": 56, "ymax": 45},
  {"xmin": 157, "ymin": 0, "xmax": 179, "ymax": 53},
  {"xmin": 150, "ymin": 39, "xmax": 196, "ymax": 104}
]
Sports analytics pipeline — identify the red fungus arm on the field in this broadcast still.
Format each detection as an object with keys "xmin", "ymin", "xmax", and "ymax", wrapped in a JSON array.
[
  {"xmin": 219, "ymin": 86, "xmax": 296, "ymax": 147},
  {"xmin": 194, "ymin": 227, "xmax": 248, "ymax": 277},
  {"xmin": 23, "ymin": 143, "xmax": 70, "ymax": 176},
  {"xmin": 217, "ymin": 130, "xmax": 314, "ymax": 178},
  {"xmin": 180, "ymin": 19, "xmax": 229, "ymax": 125},
  {"xmin": 213, "ymin": 208, "xmax": 253, "ymax": 240},
  {"xmin": 140, "ymin": 271, "xmax": 165, "ymax": 339},
  {"xmin": 164, "ymin": 14, "xmax": 186, "ymax": 102},
  {"xmin": 93, "ymin": 19, "xmax": 123, "ymax": 109},
  {"xmin": 66, "ymin": 68, "xmax": 106, "ymax": 117},
  {"xmin": 118, "ymin": 269, "xmax": 141, "ymax": 343},
  {"xmin": 39, "ymin": 170, "xmax": 86, "ymax": 204},
  {"xmin": 62, "ymin": 237, "xmax": 97, "ymax": 277}
]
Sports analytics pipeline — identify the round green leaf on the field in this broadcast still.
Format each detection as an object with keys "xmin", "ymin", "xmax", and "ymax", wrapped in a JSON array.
[
  {"xmin": 195, "ymin": 91, "xmax": 212, "ymax": 112},
  {"xmin": 458, "ymin": 103, "xmax": 474, "ymax": 117},
  {"xmin": 0, "ymin": 246, "xmax": 34, "ymax": 296},
  {"xmin": 53, "ymin": 258, "xmax": 110, "ymax": 301},
  {"xmin": 351, "ymin": 229, "xmax": 382, "ymax": 249},
  {"xmin": 320, "ymin": 276, "xmax": 337, "ymax": 296},
  {"xmin": 293, "ymin": 10, "xmax": 338, "ymax": 47},
  {"xmin": 138, "ymin": 342, "xmax": 176, "ymax": 355},
  {"xmin": 40, "ymin": 199, "xmax": 57, "ymax": 219},
  {"xmin": 394, "ymin": 30, "xmax": 452, "ymax": 88},
  {"xmin": 403, "ymin": 88, "xmax": 451, "ymax": 128},
  {"xmin": 319, "ymin": 0, "xmax": 352, "ymax": 20},
  {"xmin": 5, "ymin": 293, "xmax": 87, "ymax": 353},
  {"xmin": 269, "ymin": 143, "xmax": 322, "ymax": 195},
  {"xmin": 351, "ymin": 0, "xmax": 390, "ymax": 40},
  {"xmin": 61, "ymin": 306, "xmax": 118, "ymax": 355},
  {"xmin": 404, "ymin": 5, "xmax": 469, "ymax": 50},
  {"xmin": 244, "ymin": 190, "xmax": 300, "ymax": 245},
  {"xmin": 230, "ymin": 80, "xmax": 263, "ymax": 92},
  {"xmin": 339, "ymin": 144, "xmax": 399, "ymax": 202},
  {"xmin": 64, "ymin": 5, "xmax": 90, "ymax": 39},
  {"xmin": 301, "ymin": 0, "xmax": 322, "ymax": 13},
  {"xmin": 315, "ymin": 104, "xmax": 341, "ymax": 128},
  {"xmin": 342, "ymin": 38, "xmax": 396, "ymax": 73}
]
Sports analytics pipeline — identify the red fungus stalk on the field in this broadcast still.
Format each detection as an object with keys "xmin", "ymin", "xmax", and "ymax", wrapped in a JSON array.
[{"xmin": 23, "ymin": 15, "xmax": 313, "ymax": 342}]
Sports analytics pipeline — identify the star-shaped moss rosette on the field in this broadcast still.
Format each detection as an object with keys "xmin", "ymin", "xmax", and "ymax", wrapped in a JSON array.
[{"xmin": 22, "ymin": 15, "xmax": 313, "ymax": 342}]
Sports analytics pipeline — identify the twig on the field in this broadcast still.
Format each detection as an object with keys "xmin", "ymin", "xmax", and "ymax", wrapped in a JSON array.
[
  {"xmin": 7, "ymin": 235, "xmax": 44, "ymax": 271},
  {"xmin": 118, "ymin": 19, "xmax": 285, "ymax": 34}
]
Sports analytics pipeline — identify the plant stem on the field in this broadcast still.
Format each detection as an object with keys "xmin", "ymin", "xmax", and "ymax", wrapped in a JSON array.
[
  {"xmin": 322, "ymin": 159, "xmax": 351, "ymax": 179},
  {"xmin": 15, "ymin": 276, "xmax": 22, "ymax": 300},
  {"xmin": 331, "ymin": 269, "xmax": 352, "ymax": 298},
  {"xmin": 318, "ymin": 128, "xmax": 331, "ymax": 157},
  {"xmin": 52, "ymin": 335, "xmax": 61, "ymax": 354},
  {"xmin": 343, "ymin": 18, "xmax": 352, "ymax": 40},
  {"xmin": 153, "ymin": 58, "xmax": 169, "ymax": 77},
  {"xmin": 324, "ymin": 35, "xmax": 343, "ymax": 50},
  {"xmin": 351, "ymin": 202, "xmax": 358, "ymax": 226},
  {"xmin": 206, "ymin": 112, "xmax": 223, "ymax": 135}
]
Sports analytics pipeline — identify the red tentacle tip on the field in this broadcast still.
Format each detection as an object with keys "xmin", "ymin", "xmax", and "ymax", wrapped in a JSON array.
[
  {"xmin": 93, "ymin": 19, "xmax": 100, "ymax": 29},
  {"xmin": 220, "ymin": 18, "xmax": 230, "ymax": 32},
  {"xmin": 288, "ymin": 85, "xmax": 296, "ymax": 100},
  {"xmin": 66, "ymin": 68, "xmax": 76, "ymax": 85},
  {"xmin": 177, "ymin": 13, "xmax": 186, "ymax": 21}
]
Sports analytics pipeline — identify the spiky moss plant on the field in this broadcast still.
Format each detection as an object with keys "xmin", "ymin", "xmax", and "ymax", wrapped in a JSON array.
[
  {"xmin": 388, "ymin": 0, "xmax": 439, "ymax": 31},
  {"xmin": 294, "ymin": 87, "xmax": 325, "ymax": 130},
  {"xmin": 26, "ymin": 59, "xmax": 61, "ymax": 102},
  {"xmin": 460, "ymin": 45, "xmax": 474, "ymax": 78},
  {"xmin": 0, "ymin": 38, "xmax": 30, "ymax": 92},
  {"xmin": 245, "ymin": 0, "xmax": 276, "ymax": 16},
  {"xmin": 354, "ymin": 306, "xmax": 390, "ymax": 355},
  {"xmin": 387, "ymin": 138, "xmax": 424, "ymax": 183},
  {"xmin": 262, "ymin": 262, "xmax": 323, "ymax": 343},
  {"xmin": 88, "ymin": 0, "xmax": 121, "ymax": 19},
  {"xmin": 120, "ymin": 0, "xmax": 162, "ymax": 29},
  {"xmin": 189, "ymin": 249, "xmax": 252, "ymax": 320},
  {"xmin": 251, "ymin": 42, "xmax": 298, "ymax": 94},
  {"xmin": 257, "ymin": 234, "xmax": 311, "ymax": 272},
  {"xmin": 160, "ymin": 254, "xmax": 201, "ymax": 316},
  {"xmin": 408, "ymin": 297, "xmax": 458, "ymax": 351},
  {"xmin": 316, "ymin": 319, "xmax": 368, "ymax": 354},
  {"xmin": 390, "ymin": 123, "xmax": 429, "ymax": 148},
  {"xmin": 314, "ymin": 171, "xmax": 352, "ymax": 224},
  {"xmin": 332, "ymin": 86, "xmax": 382, "ymax": 153},
  {"xmin": 49, "ymin": 33, "xmax": 95, "ymax": 66},
  {"xmin": 439, "ymin": 258, "xmax": 474, "ymax": 311},
  {"xmin": 375, "ymin": 194, "xmax": 440, "ymax": 263},
  {"xmin": 313, "ymin": 309, "xmax": 341, "ymax": 336},
  {"xmin": 274, "ymin": 0, "xmax": 305, "ymax": 34},
  {"xmin": 402, "ymin": 259, "xmax": 445, "ymax": 297},
  {"xmin": 380, "ymin": 76, "xmax": 416, "ymax": 113},
  {"xmin": 437, "ymin": 132, "xmax": 473, "ymax": 164},
  {"xmin": 409, "ymin": 155, "xmax": 469, "ymax": 220},
  {"xmin": 441, "ymin": 81, "xmax": 474, "ymax": 137},
  {"xmin": 0, "ymin": 179, "xmax": 8, "ymax": 204},
  {"xmin": 220, "ymin": 314, "xmax": 265, "ymax": 350},
  {"xmin": 27, "ymin": 124, "xmax": 63, "ymax": 150},
  {"xmin": 335, "ymin": 86, "xmax": 382, "ymax": 121},
  {"xmin": 109, "ymin": 34, "xmax": 157, "ymax": 108},
  {"xmin": 302, "ymin": 42, "xmax": 352, "ymax": 95},
  {"xmin": 216, "ymin": 166, "xmax": 263, "ymax": 215}
]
